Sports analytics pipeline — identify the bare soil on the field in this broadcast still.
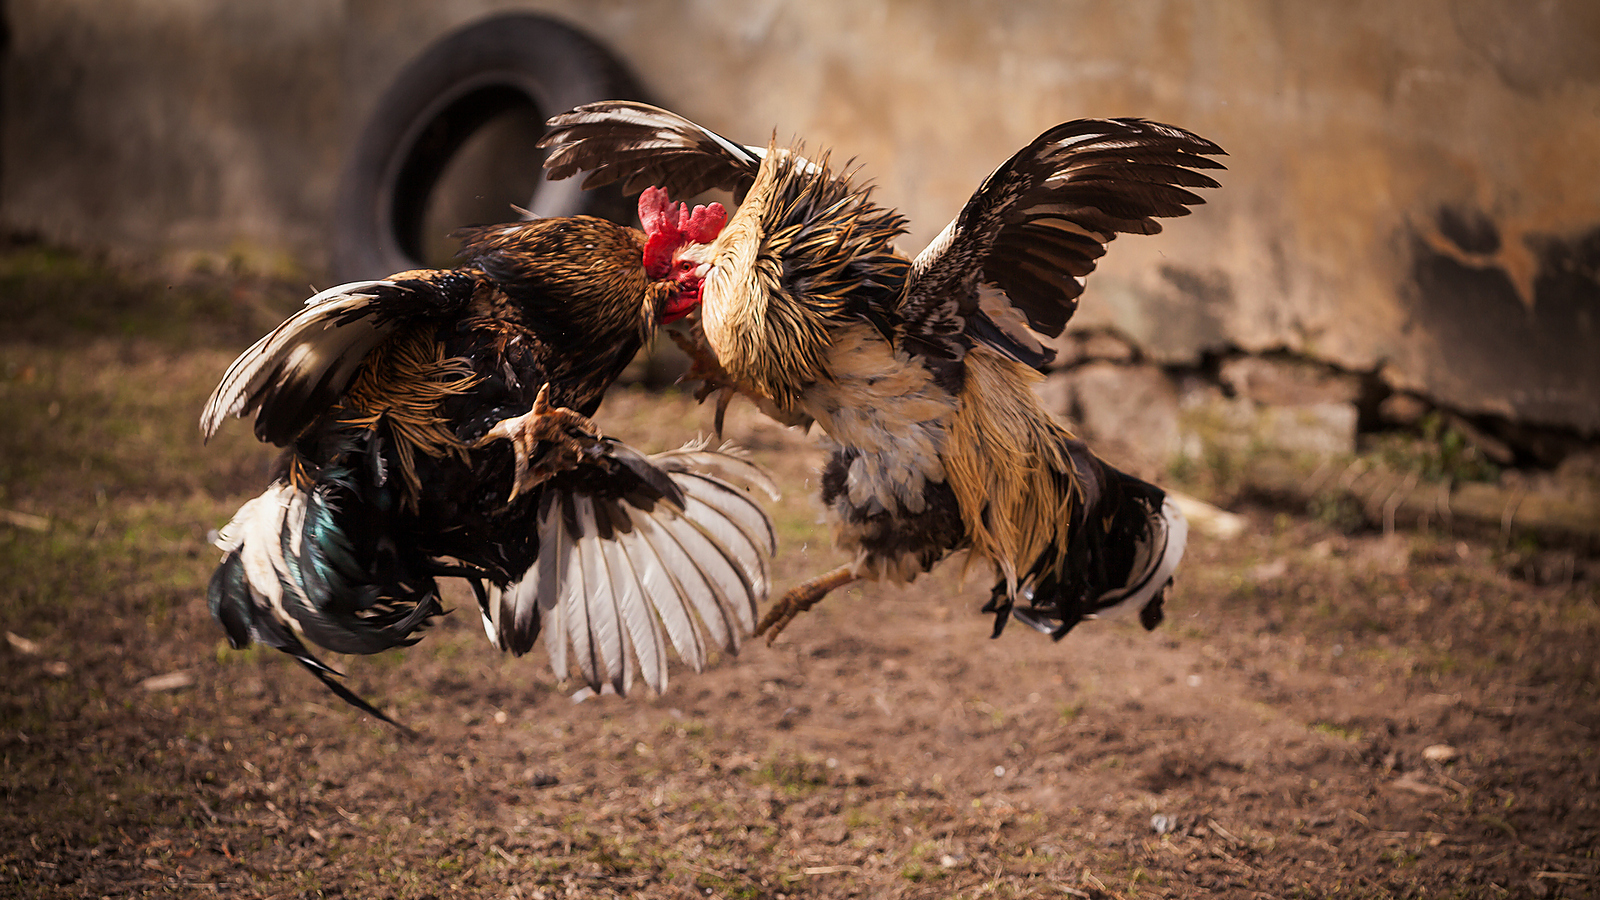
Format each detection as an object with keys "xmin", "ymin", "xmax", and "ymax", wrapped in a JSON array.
[{"xmin": 2, "ymin": 247, "xmax": 1597, "ymax": 898}]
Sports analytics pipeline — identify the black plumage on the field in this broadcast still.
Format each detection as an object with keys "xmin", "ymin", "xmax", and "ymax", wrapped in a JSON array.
[
  {"xmin": 203, "ymin": 208, "xmax": 776, "ymax": 725},
  {"xmin": 539, "ymin": 103, "xmax": 1222, "ymax": 645}
]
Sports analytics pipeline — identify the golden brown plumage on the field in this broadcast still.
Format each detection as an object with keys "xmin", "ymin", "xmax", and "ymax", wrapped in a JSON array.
[
  {"xmin": 541, "ymin": 103, "xmax": 1222, "ymax": 644},
  {"xmin": 201, "ymin": 196, "xmax": 779, "ymax": 725}
]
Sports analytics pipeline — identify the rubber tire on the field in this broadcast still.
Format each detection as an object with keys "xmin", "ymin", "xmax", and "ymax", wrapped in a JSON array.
[{"xmin": 331, "ymin": 13, "xmax": 642, "ymax": 281}]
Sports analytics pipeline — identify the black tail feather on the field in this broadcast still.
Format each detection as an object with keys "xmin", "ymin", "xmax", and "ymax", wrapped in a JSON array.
[
  {"xmin": 987, "ymin": 440, "xmax": 1183, "ymax": 640},
  {"xmin": 290, "ymin": 653, "xmax": 417, "ymax": 738},
  {"xmin": 208, "ymin": 476, "xmax": 447, "ymax": 730}
]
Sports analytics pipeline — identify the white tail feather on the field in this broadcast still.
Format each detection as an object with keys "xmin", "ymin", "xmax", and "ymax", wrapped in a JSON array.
[
  {"xmin": 622, "ymin": 508, "xmax": 706, "ymax": 673},
  {"xmin": 560, "ymin": 508, "xmax": 598, "ymax": 688},
  {"xmin": 497, "ymin": 443, "xmax": 777, "ymax": 694},
  {"xmin": 227, "ymin": 484, "xmax": 296, "ymax": 632},
  {"xmin": 1091, "ymin": 496, "xmax": 1188, "ymax": 620},
  {"xmin": 610, "ymin": 531, "xmax": 667, "ymax": 692}
]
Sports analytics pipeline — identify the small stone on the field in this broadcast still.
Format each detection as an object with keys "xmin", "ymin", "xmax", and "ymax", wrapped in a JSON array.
[
  {"xmin": 141, "ymin": 671, "xmax": 193, "ymax": 692},
  {"xmin": 1421, "ymin": 744, "xmax": 1459, "ymax": 764},
  {"xmin": 1151, "ymin": 814, "xmax": 1177, "ymax": 835},
  {"xmin": 1169, "ymin": 491, "xmax": 1248, "ymax": 541},
  {"xmin": 1387, "ymin": 771, "xmax": 1449, "ymax": 797},
  {"xmin": 815, "ymin": 821, "xmax": 848, "ymax": 845},
  {"xmin": 1249, "ymin": 558, "xmax": 1289, "ymax": 582}
]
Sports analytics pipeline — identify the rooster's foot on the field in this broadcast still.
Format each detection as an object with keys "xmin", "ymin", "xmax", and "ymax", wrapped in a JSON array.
[
  {"xmin": 668, "ymin": 330, "xmax": 747, "ymax": 440},
  {"xmin": 755, "ymin": 565, "xmax": 861, "ymax": 644},
  {"xmin": 476, "ymin": 384, "xmax": 604, "ymax": 500},
  {"xmin": 668, "ymin": 329, "xmax": 736, "ymax": 403}
]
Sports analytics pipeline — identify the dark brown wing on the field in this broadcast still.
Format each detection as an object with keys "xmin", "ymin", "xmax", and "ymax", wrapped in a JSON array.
[
  {"xmin": 539, "ymin": 101, "xmax": 767, "ymax": 200},
  {"xmin": 201, "ymin": 271, "xmax": 480, "ymax": 446},
  {"xmin": 899, "ymin": 119, "xmax": 1225, "ymax": 367}
]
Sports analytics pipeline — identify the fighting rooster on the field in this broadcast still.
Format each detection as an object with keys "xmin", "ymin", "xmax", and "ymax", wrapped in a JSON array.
[
  {"xmin": 541, "ymin": 102, "xmax": 1223, "ymax": 643},
  {"xmin": 201, "ymin": 192, "xmax": 777, "ymax": 724}
]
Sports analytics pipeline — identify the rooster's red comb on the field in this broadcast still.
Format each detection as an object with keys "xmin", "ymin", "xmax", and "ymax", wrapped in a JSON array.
[{"xmin": 640, "ymin": 187, "xmax": 727, "ymax": 278}]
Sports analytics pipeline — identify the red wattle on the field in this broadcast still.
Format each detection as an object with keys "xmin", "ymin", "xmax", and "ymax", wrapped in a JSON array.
[{"xmin": 660, "ymin": 290, "xmax": 700, "ymax": 324}]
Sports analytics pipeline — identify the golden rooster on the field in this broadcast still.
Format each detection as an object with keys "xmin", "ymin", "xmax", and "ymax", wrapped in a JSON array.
[
  {"xmin": 201, "ymin": 191, "xmax": 777, "ymax": 725},
  {"xmin": 540, "ymin": 102, "xmax": 1224, "ymax": 643}
]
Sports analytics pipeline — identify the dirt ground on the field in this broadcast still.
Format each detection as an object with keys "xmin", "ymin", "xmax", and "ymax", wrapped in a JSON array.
[{"xmin": 2, "ymin": 245, "xmax": 1598, "ymax": 899}]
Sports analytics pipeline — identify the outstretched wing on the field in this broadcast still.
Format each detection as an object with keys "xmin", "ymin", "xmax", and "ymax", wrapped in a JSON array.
[
  {"xmin": 900, "ymin": 118, "xmax": 1225, "ymax": 367},
  {"xmin": 484, "ymin": 440, "xmax": 780, "ymax": 695},
  {"xmin": 201, "ymin": 270, "xmax": 480, "ymax": 446},
  {"xmin": 539, "ymin": 101, "xmax": 767, "ymax": 200}
]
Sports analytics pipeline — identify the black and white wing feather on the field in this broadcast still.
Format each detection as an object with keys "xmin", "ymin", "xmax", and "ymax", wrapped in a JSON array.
[
  {"xmin": 483, "ymin": 441, "xmax": 779, "ymax": 695},
  {"xmin": 201, "ymin": 273, "xmax": 477, "ymax": 446},
  {"xmin": 539, "ymin": 101, "xmax": 768, "ymax": 201},
  {"xmin": 900, "ymin": 118, "xmax": 1225, "ymax": 366}
]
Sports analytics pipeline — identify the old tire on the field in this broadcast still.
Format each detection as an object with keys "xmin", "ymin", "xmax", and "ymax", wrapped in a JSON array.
[{"xmin": 332, "ymin": 14, "xmax": 641, "ymax": 281}]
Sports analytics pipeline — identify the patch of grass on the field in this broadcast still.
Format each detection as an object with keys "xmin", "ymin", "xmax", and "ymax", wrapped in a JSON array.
[
  {"xmin": 661, "ymin": 717, "xmax": 710, "ymax": 740},
  {"xmin": 1308, "ymin": 720, "xmax": 1362, "ymax": 741},
  {"xmin": 694, "ymin": 871, "xmax": 763, "ymax": 899},
  {"xmin": 843, "ymin": 806, "xmax": 879, "ymax": 829},
  {"xmin": 900, "ymin": 860, "xmax": 947, "ymax": 882},
  {"xmin": 1308, "ymin": 490, "xmax": 1367, "ymax": 534},
  {"xmin": 0, "ymin": 238, "xmax": 302, "ymax": 346},
  {"xmin": 772, "ymin": 506, "xmax": 831, "ymax": 550},
  {"xmin": 749, "ymin": 752, "xmax": 832, "ymax": 796},
  {"xmin": 1371, "ymin": 413, "xmax": 1500, "ymax": 484}
]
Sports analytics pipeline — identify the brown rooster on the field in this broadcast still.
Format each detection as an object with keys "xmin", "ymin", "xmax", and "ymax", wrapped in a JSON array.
[
  {"xmin": 541, "ymin": 102, "xmax": 1224, "ymax": 644},
  {"xmin": 201, "ymin": 191, "xmax": 777, "ymax": 725}
]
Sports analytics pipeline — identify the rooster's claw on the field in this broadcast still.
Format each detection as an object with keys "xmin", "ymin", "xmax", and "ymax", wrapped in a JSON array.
[
  {"xmin": 755, "ymin": 565, "xmax": 860, "ymax": 644},
  {"xmin": 476, "ymin": 384, "xmax": 603, "ymax": 501}
]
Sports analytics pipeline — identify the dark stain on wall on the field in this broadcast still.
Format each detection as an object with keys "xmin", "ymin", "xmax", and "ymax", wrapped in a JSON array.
[
  {"xmin": 1407, "ymin": 208, "xmax": 1600, "ymax": 432},
  {"xmin": 1155, "ymin": 264, "xmax": 1234, "ymax": 356},
  {"xmin": 1435, "ymin": 206, "xmax": 1501, "ymax": 256}
]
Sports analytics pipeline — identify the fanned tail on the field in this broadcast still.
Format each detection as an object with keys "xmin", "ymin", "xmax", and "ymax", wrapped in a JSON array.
[
  {"xmin": 483, "ymin": 440, "xmax": 779, "ymax": 694},
  {"xmin": 207, "ymin": 477, "xmax": 444, "ymax": 729},
  {"xmin": 983, "ymin": 439, "xmax": 1187, "ymax": 640}
]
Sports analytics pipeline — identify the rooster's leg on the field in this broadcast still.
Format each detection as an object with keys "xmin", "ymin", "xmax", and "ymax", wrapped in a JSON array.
[
  {"xmin": 475, "ymin": 384, "xmax": 604, "ymax": 500},
  {"xmin": 668, "ymin": 328, "xmax": 732, "ymax": 403},
  {"xmin": 755, "ymin": 565, "xmax": 860, "ymax": 644},
  {"xmin": 670, "ymin": 329, "xmax": 739, "ymax": 440}
]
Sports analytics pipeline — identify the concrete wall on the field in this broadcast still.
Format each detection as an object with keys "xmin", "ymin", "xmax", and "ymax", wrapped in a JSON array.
[{"xmin": 4, "ymin": 0, "xmax": 1598, "ymax": 433}]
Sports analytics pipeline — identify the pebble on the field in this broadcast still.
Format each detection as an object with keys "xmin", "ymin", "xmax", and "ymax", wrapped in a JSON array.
[
  {"xmin": 1422, "ymin": 743, "xmax": 1459, "ymax": 764},
  {"xmin": 141, "ymin": 671, "xmax": 193, "ymax": 692}
]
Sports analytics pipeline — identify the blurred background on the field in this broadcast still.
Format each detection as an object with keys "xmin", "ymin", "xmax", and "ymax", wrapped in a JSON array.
[
  {"xmin": 5, "ymin": 0, "xmax": 1598, "ymax": 486},
  {"xmin": 3, "ymin": 5, "xmax": 1599, "ymax": 897}
]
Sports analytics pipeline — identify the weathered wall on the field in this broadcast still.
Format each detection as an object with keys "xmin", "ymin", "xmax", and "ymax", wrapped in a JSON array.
[
  {"xmin": 3, "ymin": 0, "xmax": 1597, "ymax": 432},
  {"xmin": 2, "ymin": 0, "xmax": 346, "ymax": 275}
]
